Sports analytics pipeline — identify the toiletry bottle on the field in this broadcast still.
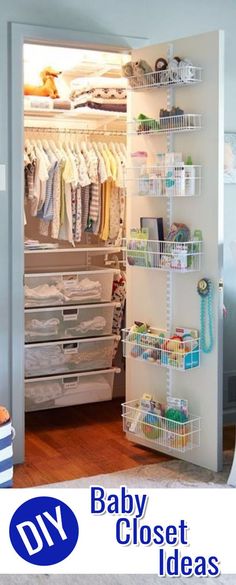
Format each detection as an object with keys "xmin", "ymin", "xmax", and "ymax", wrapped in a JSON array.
[
  {"xmin": 189, "ymin": 229, "xmax": 202, "ymax": 268},
  {"xmin": 175, "ymin": 161, "xmax": 185, "ymax": 196},
  {"xmin": 185, "ymin": 155, "xmax": 196, "ymax": 196},
  {"xmin": 165, "ymin": 152, "xmax": 175, "ymax": 195}
]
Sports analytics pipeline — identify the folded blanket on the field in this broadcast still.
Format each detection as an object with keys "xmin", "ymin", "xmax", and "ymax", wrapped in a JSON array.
[
  {"xmin": 53, "ymin": 99, "xmax": 72, "ymax": 110},
  {"xmin": 71, "ymin": 88, "xmax": 127, "ymax": 101},
  {"xmin": 70, "ymin": 76, "xmax": 127, "ymax": 93},
  {"xmin": 74, "ymin": 101, "xmax": 127, "ymax": 113},
  {"xmin": 72, "ymin": 95, "xmax": 126, "ymax": 107}
]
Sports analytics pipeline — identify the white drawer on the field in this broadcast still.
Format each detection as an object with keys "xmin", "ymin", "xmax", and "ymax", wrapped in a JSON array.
[
  {"xmin": 25, "ymin": 369, "xmax": 117, "ymax": 412},
  {"xmin": 25, "ymin": 303, "xmax": 115, "ymax": 342},
  {"xmin": 24, "ymin": 266, "xmax": 115, "ymax": 308},
  {"xmin": 25, "ymin": 336, "xmax": 115, "ymax": 378}
]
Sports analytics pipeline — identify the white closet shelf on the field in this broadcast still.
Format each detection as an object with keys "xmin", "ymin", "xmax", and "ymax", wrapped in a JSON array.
[
  {"xmin": 24, "ymin": 245, "xmax": 123, "ymax": 254},
  {"xmin": 128, "ymin": 114, "xmax": 202, "ymax": 135},
  {"xmin": 24, "ymin": 108, "xmax": 126, "ymax": 120},
  {"xmin": 127, "ymin": 66, "xmax": 202, "ymax": 90},
  {"xmin": 126, "ymin": 165, "xmax": 202, "ymax": 197},
  {"xmin": 122, "ymin": 400, "xmax": 201, "ymax": 453},
  {"xmin": 122, "ymin": 328, "xmax": 200, "ymax": 371},
  {"xmin": 124, "ymin": 238, "xmax": 203, "ymax": 272}
]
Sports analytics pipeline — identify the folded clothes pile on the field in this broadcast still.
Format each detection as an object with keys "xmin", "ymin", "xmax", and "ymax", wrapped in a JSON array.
[
  {"xmin": 57, "ymin": 277, "xmax": 102, "ymax": 302},
  {"xmin": 65, "ymin": 316, "xmax": 106, "ymax": 336},
  {"xmin": 25, "ymin": 277, "xmax": 102, "ymax": 307},
  {"xmin": 25, "ymin": 318, "xmax": 60, "ymax": 339},
  {"xmin": 70, "ymin": 76, "xmax": 127, "ymax": 113},
  {"xmin": 25, "ymin": 342, "xmax": 113, "ymax": 376}
]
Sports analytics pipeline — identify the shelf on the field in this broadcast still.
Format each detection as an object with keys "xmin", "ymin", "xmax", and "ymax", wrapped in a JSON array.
[
  {"xmin": 125, "ymin": 238, "xmax": 203, "ymax": 272},
  {"xmin": 24, "ymin": 245, "xmax": 122, "ymax": 254},
  {"xmin": 126, "ymin": 165, "xmax": 201, "ymax": 197},
  {"xmin": 127, "ymin": 66, "xmax": 202, "ymax": 90},
  {"xmin": 128, "ymin": 114, "xmax": 202, "ymax": 135},
  {"xmin": 24, "ymin": 108, "xmax": 126, "ymax": 120},
  {"xmin": 122, "ymin": 328, "xmax": 200, "ymax": 371},
  {"xmin": 122, "ymin": 400, "xmax": 201, "ymax": 453}
]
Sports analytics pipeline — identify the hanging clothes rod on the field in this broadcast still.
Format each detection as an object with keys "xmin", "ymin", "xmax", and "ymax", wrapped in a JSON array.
[{"xmin": 24, "ymin": 126, "xmax": 126, "ymax": 136}]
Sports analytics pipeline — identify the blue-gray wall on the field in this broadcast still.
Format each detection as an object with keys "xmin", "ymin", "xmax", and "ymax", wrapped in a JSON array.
[{"xmin": 0, "ymin": 0, "xmax": 235, "ymax": 414}]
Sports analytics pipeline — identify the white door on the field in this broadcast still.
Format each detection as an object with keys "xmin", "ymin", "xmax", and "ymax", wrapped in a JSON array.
[{"xmin": 125, "ymin": 31, "xmax": 224, "ymax": 471}]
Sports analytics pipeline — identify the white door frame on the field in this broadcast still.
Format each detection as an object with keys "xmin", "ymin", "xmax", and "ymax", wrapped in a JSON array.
[{"xmin": 10, "ymin": 22, "xmax": 148, "ymax": 463}]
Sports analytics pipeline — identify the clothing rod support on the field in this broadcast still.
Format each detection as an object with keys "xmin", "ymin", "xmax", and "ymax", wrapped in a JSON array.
[{"xmin": 24, "ymin": 126, "xmax": 126, "ymax": 136}]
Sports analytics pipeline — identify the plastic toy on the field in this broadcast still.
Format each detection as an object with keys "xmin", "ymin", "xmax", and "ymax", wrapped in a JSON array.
[
  {"xmin": 142, "ymin": 412, "xmax": 161, "ymax": 440},
  {"xmin": 0, "ymin": 406, "xmax": 10, "ymax": 425}
]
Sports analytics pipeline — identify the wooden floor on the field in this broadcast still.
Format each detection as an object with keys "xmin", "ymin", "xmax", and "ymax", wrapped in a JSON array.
[{"xmin": 14, "ymin": 399, "xmax": 235, "ymax": 487}]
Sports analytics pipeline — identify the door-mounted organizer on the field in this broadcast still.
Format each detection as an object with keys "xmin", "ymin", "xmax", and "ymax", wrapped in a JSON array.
[{"xmin": 122, "ymin": 42, "xmax": 205, "ymax": 456}]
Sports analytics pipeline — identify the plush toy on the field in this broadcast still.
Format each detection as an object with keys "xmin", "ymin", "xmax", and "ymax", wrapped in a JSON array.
[
  {"xmin": 0, "ymin": 406, "xmax": 10, "ymax": 425},
  {"xmin": 122, "ymin": 60, "xmax": 153, "ymax": 87},
  {"xmin": 24, "ymin": 67, "xmax": 61, "ymax": 99}
]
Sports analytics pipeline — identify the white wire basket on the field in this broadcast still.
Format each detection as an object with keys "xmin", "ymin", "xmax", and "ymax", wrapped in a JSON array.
[
  {"xmin": 122, "ymin": 328, "xmax": 200, "ymax": 371},
  {"xmin": 126, "ymin": 165, "xmax": 201, "ymax": 197},
  {"xmin": 122, "ymin": 400, "xmax": 201, "ymax": 453},
  {"xmin": 128, "ymin": 114, "xmax": 202, "ymax": 135},
  {"xmin": 127, "ymin": 66, "xmax": 202, "ymax": 90},
  {"xmin": 124, "ymin": 238, "xmax": 203, "ymax": 272}
]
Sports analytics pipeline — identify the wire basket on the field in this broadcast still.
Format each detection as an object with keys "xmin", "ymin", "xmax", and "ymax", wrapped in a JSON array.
[
  {"xmin": 128, "ymin": 114, "xmax": 202, "ymax": 135},
  {"xmin": 122, "ymin": 400, "xmax": 201, "ymax": 453},
  {"xmin": 127, "ymin": 66, "xmax": 202, "ymax": 90},
  {"xmin": 126, "ymin": 165, "xmax": 202, "ymax": 197},
  {"xmin": 124, "ymin": 238, "xmax": 203, "ymax": 272},
  {"xmin": 122, "ymin": 328, "xmax": 200, "ymax": 371}
]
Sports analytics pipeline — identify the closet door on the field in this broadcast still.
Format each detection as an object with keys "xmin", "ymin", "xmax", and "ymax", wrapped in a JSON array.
[{"xmin": 126, "ymin": 31, "xmax": 224, "ymax": 471}]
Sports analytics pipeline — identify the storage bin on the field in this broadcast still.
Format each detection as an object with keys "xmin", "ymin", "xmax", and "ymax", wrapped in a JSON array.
[
  {"xmin": 25, "ymin": 336, "xmax": 115, "ymax": 378},
  {"xmin": 122, "ymin": 400, "xmax": 200, "ymax": 453},
  {"xmin": 0, "ymin": 419, "xmax": 15, "ymax": 488},
  {"xmin": 25, "ymin": 368, "xmax": 117, "ymax": 412},
  {"xmin": 24, "ymin": 267, "xmax": 115, "ymax": 308},
  {"xmin": 25, "ymin": 303, "xmax": 115, "ymax": 343}
]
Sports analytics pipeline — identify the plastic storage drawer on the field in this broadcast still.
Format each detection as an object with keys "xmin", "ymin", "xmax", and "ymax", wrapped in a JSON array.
[
  {"xmin": 25, "ymin": 369, "xmax": 116, "ymax": 412},
  {"xmin": 25, "ymin": 303, "xmax": 115, "ymax": 343},
  {"xmin": 25, "ymin": 336, "xmax": 115, "ymax": 378},
  {"xmin": 24, "ymin": 267, "xmax": 115, "ymax": 308}
]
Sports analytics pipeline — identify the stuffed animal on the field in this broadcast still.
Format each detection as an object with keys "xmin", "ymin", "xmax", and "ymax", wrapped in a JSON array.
[
  {"xmin": 24, "ymin": 67, "xmax": 62, "ymax": 99},
  {"xmin": 0, "ymin": 406, "xmax": 10, "ymax": 425},
  {"xmin": 122, "ymin": 59, "xmax": 153, "ymax": 87}
]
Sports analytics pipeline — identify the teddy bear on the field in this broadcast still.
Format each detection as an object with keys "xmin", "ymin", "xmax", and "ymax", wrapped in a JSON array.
[
  {"xmin": 122, "ymin": 59, "xmax": 153, "ymax": 87},
  {"xmin": 24, "ymin": 66, "xmax": 61, "ymax": 99},
  {"xmin": 0, "ymin": 406, "xmax": 10, "ymax": 425}
]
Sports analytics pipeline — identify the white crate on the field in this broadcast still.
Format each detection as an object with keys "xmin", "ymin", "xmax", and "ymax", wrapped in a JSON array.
[
  {"xmin": 25, "ymin": 302, "xmax": 115, "ymax": 343},
  {"xmin": 122, "ymin": 400, "xmax": 201, "ymax": 453},
  {"xmin": 122, "ymin": 328, "xmax": 200, "ymax": 371},
  {"xmin": 25, "ymin": 368, "xmax": 117, "ymax": 412},
  {"xmin": 24, "ymin": 267, "xmax": 115, "ymax": 308},
  {"xmin": 25, "ymin": 336, "xmax": 115, "ymax": 378},
  {"xmin": 125, "ymin": 239, "xmax": 202, "ymax": 272}
]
